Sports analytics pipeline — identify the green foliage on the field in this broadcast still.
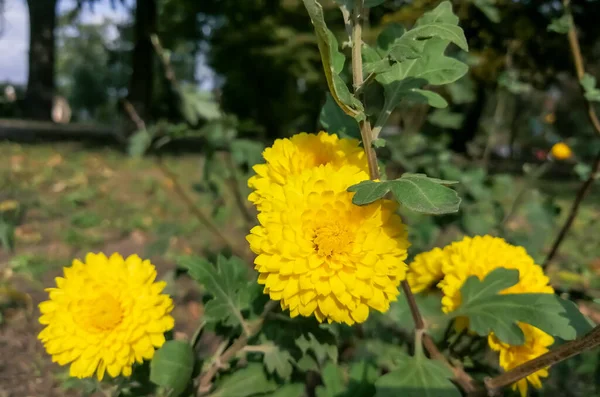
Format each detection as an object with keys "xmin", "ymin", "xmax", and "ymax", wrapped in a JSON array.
[
  {"xmin": 260, "ymin": 342, "xmax": 295, "ymax": 380},
  {"xmin": 348, "ymin": 174, "xmax": 460, "ymax": 214},
  {"xmin": 453, "ymin": 269, "xmax": 592, "ymax": 345},
  {"xmin": 548, "ymin": 14, "xmax": 571, "ymax": 34},
  {"xmin": 581, "ymin": 74, "xmax": 600, "ymax": 103},
  {"xmin": 209, "ymin": 363, "xmax": 278, "ymax": 397},
  {"xmin": 180, "ymin": 255, "xmax": 257, "ymax": 329},
  {"xmin": 472, "ymin": 0, "xmax": 500, "ymax": 23},
  {"xmin": 375, "ymin": 351, "xmax": 460, "ymax": 397},
  {"xmin": 150, "ymin": 341, "xmax": 195, "ymax": 396},
  {"xmin": 302, "ymin": 0, "xmax": 364, "ymax": 118},
  {"xmin": 0, "ymin": 219, "xmax": 15, "ymax": 252},
  {"xmin": 179, "ymin": 85, "xmax": 222, "ymax": 125},
  {"xmin": 320, "ymin": 93, "xmax": 361, "ymax": 139}
]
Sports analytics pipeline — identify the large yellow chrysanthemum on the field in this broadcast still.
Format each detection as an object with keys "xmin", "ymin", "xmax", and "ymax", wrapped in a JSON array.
[
  {"xmin": 248, "ymin": 131, "xmax": 368, "ymax": 212},
  {"xmin": 489, "ymin": 323, "xmax": 554, "ymax": 397},
  {"xmin": 246, "ymin": 164, "xmax": 410, "ymax": 325},
  {"xmin": 431, "ymin": 235, "xmax": 554, "ymax": 396},
  {"xmin": 38, "ymin": 253, "xmax": 175, "ymax": 380},
  {"xmin": 406, "ymin": 247, "xmax": 445, "ymax": 293}
]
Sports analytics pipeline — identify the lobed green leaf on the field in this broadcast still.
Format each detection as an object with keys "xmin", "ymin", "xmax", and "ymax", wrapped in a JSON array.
[
  {"xmin": 179, "ymin": 255, "xmax": 253, "ymax": 329},
  {"xmin": 454, "ymin": 268, "xmax": 593, "ymax": 345},
  {"xmin": 375, "ymin": 353, "xmax": 460, "ymax": 397}
]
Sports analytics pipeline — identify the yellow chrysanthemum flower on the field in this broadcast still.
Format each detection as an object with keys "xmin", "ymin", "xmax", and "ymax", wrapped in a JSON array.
[
  {"xmin": 550, "ymin": 142, "xmax": 573, "ymax": 160},
  {"xmin": 489, "ymin": 324, "xmax": 554, "ymax": 397},
  {"xmin": 246, "ymin": 164, "xmax": 410, "ymax": 325},
  {"xmin": 434, "ymin": 235, "xmax": 554, "ymax": 396},
  {"xmin": 248, "ymin": 131, "xmax": 368, "ymax": 212},
  {"xmin": 438, "ymin": 235, "xmax": 553, "ymax": 314},
  {"xmin": 38, "ymin": 253, "xmax": 175, "ymax": 380},
  {"xmin": 406, "ymin": 247, "xmax": 445, "ymax": 293}
]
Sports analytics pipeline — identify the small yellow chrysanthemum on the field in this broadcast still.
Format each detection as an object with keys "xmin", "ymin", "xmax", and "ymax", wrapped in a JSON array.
[
  {"xmin": 248, "ymin": 131, "xmax": 368, "ymax": 211},
  {"xmin": 438, "ymin": 235, "xmax": 553, "ymax": 314},
  {"xmin": 432, "ymin": 235, "xmax": 554, "ymax": 396},
  {"xmin": 406, "ymin": 247, "xmax": 445, "ymax": 293},
  {"xmin": 550, "ymin": 142, "xmax": 572, "ymax": 160},
  {"xmin": 247, "ymin": 164, "xmax": 410, "ymax": 325},
  {"xmin": 38, "ymin": 253, "xmax": 175, "ymax": 380},
  {"xmin": 489, "ymin": 324, "xmax": 554, "ymax": 397}
]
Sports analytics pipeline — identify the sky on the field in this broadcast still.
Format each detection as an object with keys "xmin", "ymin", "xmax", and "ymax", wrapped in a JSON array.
[{"xmin": 0, "ymin": 0, "xmax": 130, "ymax": 84}]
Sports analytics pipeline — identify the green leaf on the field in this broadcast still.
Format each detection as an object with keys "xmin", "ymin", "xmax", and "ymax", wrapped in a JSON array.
[
  {"xmin": 378, "ymin": 39, "xmax": 468, "ymax": 86},
  {"xmin": 0, "ymin": 219, "xmax": 15, "ymax": 252},
  {"xmin": 302, "ymin": 0, "xmax": 363, "ymax": 118},
  {"xmin": 364, "ymin": 0, "xmax": 386, "ymax": 8},
  {"xmin": 179, "ymin": 255, "xmax": 252, "ymax": 328},
  {"xmin": 208, "ymin": 363, "xmax": 277, "ymax": 397},
  {"xmin": 320, "ymin": 93, "xmax": 361, "ymax": 139},
  {"xmin": 150, "ymin": 341, "xmax": 194, "ymax": 397},
  {"xmin": 315, "ymin": 363, "xmax": 345, "ymax": 397},
  {"xmin": 375, "ymin": 353, "xmax": 460, "ymax": 397},
  {"xmin": 405, "ymin": 1, "xmax": 468, "ymax": 51},
  {"xmin": 230, "ymin": 139, "xmax": 265, "ymax": 167},
  {"xmin": 363, "ymin": 43, "xmax": 390, "ymax": 75},
  {"xmin": 548, "ymin": 14, "xmax": 571, "ymax": 34},
  {"xmin": 428, "ymin": 108, "xmax": 464, "ymax": 129},
  {"xmin": 179, "ymin": 85, "xmax": 221, "ymax": 125},
  {"xmin": 454, "ymin": 268, "xmax": 593, "ymax": 345},
  {"xmin": 264, "ymin": 384, "xmax": 305, "ymax": 397},
  {"xmin": 347, "ymin": 360, "xmax": 379, "ymax": 397},
  {"xmin": 295, "ymin": 331, "xmax": 338, "ymax": 364},
  {"xmin": 348, "ymin": 173, "xmax": 461, "ymax": 215},
  {"xmin": 473, "ymin": 0, "xmax": 500, "ymax": 23},
  {"xmin": 261, "ymin": 343, "xmax": 295, "ymax": 380},
  {"xmin": 581, "ymin": 73, "xmax": 600, "ymax": 102},
  {"xmin": 377, "ymin": 23, "xmax": 407, "ymax": 53},
  {"xmin": 128, "ymin": 129, "xmax": 153, "ymax": 157},
  {"xmin": 408, "ymin": 89, "xmax": 448, "ymax": 108},
  {"xmin": 372, "ymin": 138, "xmax": 386, "ymax": 148}
]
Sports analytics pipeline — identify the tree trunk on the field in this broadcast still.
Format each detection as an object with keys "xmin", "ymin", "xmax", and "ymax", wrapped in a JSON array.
[
  {"xmin": 127, "ymin": 0, "xmax": 157, "ymax": 124},
  {"xmin": 24, "ymin": 0, "xmax": 57, "ymax": 121}
]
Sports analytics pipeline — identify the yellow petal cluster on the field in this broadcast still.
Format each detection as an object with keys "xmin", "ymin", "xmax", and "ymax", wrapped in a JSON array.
[
  {"xmin": 247, "ymin": 133, "xmax": 410, "ymax": 325},
  {"xmin": 407, "ymin": 235, "xmax": 554, "ymax": 397},
  {"xmin": 38, "ymin": 253, "xmax": 175, "ymax": 380},
  {"xmin": 248, "ymin": 131, "xmax": 368, "ymax": 212}
]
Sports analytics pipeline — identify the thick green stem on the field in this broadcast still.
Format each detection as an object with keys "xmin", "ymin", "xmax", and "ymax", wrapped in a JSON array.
[{"xmin": 351, "ymin": 0, "xmax": 379, "ymax": 180}]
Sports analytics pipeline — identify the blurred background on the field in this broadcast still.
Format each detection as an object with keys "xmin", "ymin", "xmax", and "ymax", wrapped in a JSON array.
[{"xmin": 0, "ymin": 0, "xmax": 599, "ymax": 395}]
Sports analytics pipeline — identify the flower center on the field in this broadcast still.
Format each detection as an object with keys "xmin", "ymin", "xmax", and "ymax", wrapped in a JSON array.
[
  {"xmin": 313, "ymin": 221, "xmax": 353, "ymax": 257},
  {"xmin": 77, "ymin": 292, "xmax": 123, "ymax": 332}
]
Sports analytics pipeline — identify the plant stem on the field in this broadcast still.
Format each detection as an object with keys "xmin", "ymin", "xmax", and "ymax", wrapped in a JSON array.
[
  {"xmin": 156, "ymin": 157, "xmax": 250, "ymax": 261},
  {"xmin": 350, "ymin": 1, "xmax": 476, "ymax": 393},
  {"xmin": 196, "ymin": 301, "xmax": 277, "ymax": 395},
  {"xmin": 543, "ymin": 0, "xmax": 600, "ymax": 267},
  {"xmin": 481, "ymin": 325, "xmax": 600, "ymax": 396},
  {"xmin": 351, "ymin": 0, "xmax": 379, "ymax": 180},
  {"xmin": 223, "ymin": 152, "xmax": 255, "ymax": 228},
  {"xmin": 544, "ymin": 150, "xmax": 600, "ymax": 267}
]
